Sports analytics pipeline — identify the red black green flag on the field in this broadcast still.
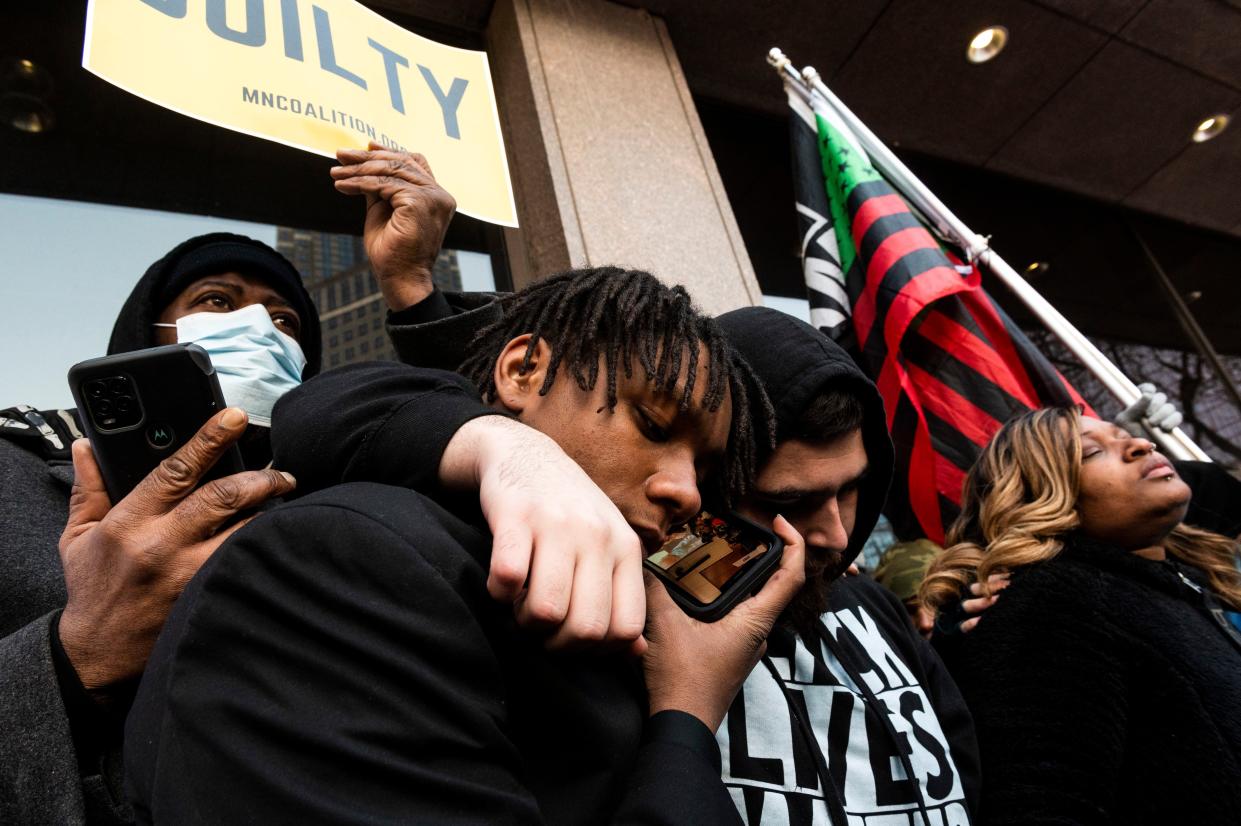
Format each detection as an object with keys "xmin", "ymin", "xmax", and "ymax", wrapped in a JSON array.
[{"xmin": 786, "ymin": 88, "xmax": 1094, "ymax": 543}]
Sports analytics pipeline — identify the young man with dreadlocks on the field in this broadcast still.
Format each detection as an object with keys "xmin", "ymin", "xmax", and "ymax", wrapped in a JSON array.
[
  {"xmin": 123, "ymin": 261, "xmax": 806, "ymax": 825},
  {"xmin": 363, "ymin": 289, "xmax": 982, "ymax": 826},
  {"xmin": 314, "ymin": 146, "xmax": 980, "ymax": 826}
]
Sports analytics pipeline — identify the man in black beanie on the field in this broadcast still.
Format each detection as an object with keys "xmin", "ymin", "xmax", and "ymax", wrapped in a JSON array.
[
  {"xmin": 0, "ymin": 233, "xmax": 318, "ymax": 825},
  {"xmin": 108, "ymin": 232, "xmax": 321, "ymax": 374}
]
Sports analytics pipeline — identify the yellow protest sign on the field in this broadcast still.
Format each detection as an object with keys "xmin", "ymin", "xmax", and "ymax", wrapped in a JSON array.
[{"xmin": 83, "ymin": 0, "xmax": 517, "ymax": 226}]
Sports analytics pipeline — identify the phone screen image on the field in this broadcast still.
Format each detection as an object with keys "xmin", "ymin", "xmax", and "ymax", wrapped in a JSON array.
[{"xmin": 645, "ymin": 510, "xmax": 773, "ymax": 608}]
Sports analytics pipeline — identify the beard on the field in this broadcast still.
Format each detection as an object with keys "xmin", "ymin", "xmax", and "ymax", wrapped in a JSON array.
[{"xmin": 781, "ymin": 547, "xmax": 848, "ymax": 638}]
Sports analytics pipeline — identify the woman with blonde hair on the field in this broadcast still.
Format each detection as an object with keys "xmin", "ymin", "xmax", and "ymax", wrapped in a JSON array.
[{"xmin": 921, "ymin": 407, "xmax": 1241, "ymax": 825}]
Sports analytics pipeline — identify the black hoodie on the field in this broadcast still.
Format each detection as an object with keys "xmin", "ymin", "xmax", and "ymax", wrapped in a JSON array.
[
  {"xmin": 378, "ymin": 292, "xmax": 979, "ymax": 826},
  {"xmin": 715, "ymin": 307, "xmax": 892, "ymax": 569}
]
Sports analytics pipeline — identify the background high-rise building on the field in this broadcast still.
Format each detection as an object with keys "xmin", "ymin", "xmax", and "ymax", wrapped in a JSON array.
[{"xmin": 276, "ymin": 227, "xmax": 464, "ymax": 371}]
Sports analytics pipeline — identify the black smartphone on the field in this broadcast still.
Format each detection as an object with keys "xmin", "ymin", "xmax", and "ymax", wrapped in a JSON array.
[
  {"xmin": 68, "ymin": 344, "xmax": 244, "ymax": 503},
  {"xmin": 644, "ymin": 508, "xmax": 784, "ymax": 622}
]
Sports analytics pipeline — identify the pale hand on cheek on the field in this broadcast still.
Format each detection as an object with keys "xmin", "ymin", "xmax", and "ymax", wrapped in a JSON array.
[
  {"xmin": 642, "ymin": 515, "xmax": 806, "ymax": 732},
  {"xmin": 440, "ymin": 415, "xmax": 647, "ymax": 653},
  {"xmin": 57, "ymin": 409, "xmax": 296, "ymax": 691}
]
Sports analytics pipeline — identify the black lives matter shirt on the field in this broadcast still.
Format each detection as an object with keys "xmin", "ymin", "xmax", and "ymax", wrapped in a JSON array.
[{"xmin": 716, "ymin": 575, "xmax": 979, "ymax": 826}]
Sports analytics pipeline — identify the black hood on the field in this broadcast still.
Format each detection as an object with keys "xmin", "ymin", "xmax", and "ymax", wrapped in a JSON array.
[
  {"xmin": 106, "ymin": 233, "xmax": 322, "ymax": 378},
  {"xmin": 717, "ymin": 306, "xmax": 894, "ymax": 567}
]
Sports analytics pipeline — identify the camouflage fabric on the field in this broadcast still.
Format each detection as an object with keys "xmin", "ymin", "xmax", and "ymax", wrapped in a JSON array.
[{"xmin": 873, "ymin": 539, "xmax": 941, "ymax": 603}]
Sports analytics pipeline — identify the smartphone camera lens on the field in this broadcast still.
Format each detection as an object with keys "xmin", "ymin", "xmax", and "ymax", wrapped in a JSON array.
[{"xmin": 86, "ymin": 374, "xmax": 142, "ymax": 431}]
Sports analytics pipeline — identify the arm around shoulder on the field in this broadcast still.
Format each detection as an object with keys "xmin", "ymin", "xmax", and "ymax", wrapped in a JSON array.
[
  {"xmin": 270, "ymin": 361, "xmax": 506, "ymax": 497},
  {"xmin": 128, "ymin": 492, "xmax": 743, "ymax": 825}
]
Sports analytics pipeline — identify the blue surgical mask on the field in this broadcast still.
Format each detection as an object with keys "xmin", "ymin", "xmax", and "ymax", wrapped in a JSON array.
[{"xmin": 154, "ymin": 304, "xmax": 306, "ymax": 427}]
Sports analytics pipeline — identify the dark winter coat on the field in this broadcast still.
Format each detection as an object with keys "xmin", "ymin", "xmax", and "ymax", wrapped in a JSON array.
[{"xmin": 951, "ymin": 532, "xmax": 1241, "ymax": 825}]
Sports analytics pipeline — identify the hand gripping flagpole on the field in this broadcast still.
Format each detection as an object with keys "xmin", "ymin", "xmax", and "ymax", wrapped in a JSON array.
[{"xmin": 768, "ymin": 48, "xmax": 1210, "ymax": 462}]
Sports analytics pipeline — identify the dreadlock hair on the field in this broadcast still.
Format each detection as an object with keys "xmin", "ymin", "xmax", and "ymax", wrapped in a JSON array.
[{"xmin": 456, "ymin": 266, "xmax": 775, "ymax": 501}]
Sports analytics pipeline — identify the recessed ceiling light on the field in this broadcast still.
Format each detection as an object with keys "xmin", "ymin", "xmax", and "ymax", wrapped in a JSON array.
[
  {"xmin": 1, "ymin": 93, "xmax": 54, "ymax": 133},
  {"xmin": 1192, "ymin": 114, "xmax": 1229, "ymax": 143},
  {"xmin": 2, "ymin": 59, "xmax": 55, "ymax": 133},
  {"xmin": 967, "ymin": 26, "xmax": 1008, "ymax": 64}
]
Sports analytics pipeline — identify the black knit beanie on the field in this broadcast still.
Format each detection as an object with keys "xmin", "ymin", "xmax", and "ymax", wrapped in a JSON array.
[{"xmin": 107, "ymin": 233, "xmax": 321, "ymax": 378}]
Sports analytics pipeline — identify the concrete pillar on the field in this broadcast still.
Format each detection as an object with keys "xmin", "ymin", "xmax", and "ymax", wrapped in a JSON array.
[{"xmin": 486, "ymin": 0, "xmax": 762, "ymax": 315}]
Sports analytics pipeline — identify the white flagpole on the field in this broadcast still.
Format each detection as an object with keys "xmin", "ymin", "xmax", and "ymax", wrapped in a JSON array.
[{"xmin": 768, "ymin": 48, "xmax": 1210, "ymax": 462}]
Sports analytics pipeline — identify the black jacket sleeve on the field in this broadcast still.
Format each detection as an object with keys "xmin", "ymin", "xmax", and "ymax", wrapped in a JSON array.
[
  {"xmin": 270, "ymin": 361, "xmax": 507, "ymax": 498},
  {"xmin": 386, "ymin": 288, "xmax": 504, "ymax": 372},
  {"xmin": 125, "ymin": 489, "xmax": 738, "ymax": 825},
  {"xmin": 952, "ymin": 568, "xmax": 1128, "ymax": 825}
]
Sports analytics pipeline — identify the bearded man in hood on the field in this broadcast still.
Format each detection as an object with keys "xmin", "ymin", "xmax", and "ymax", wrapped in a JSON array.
[{"xmin": 711, "ymin": 307, "xmax": 979, "ymax": 825}]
